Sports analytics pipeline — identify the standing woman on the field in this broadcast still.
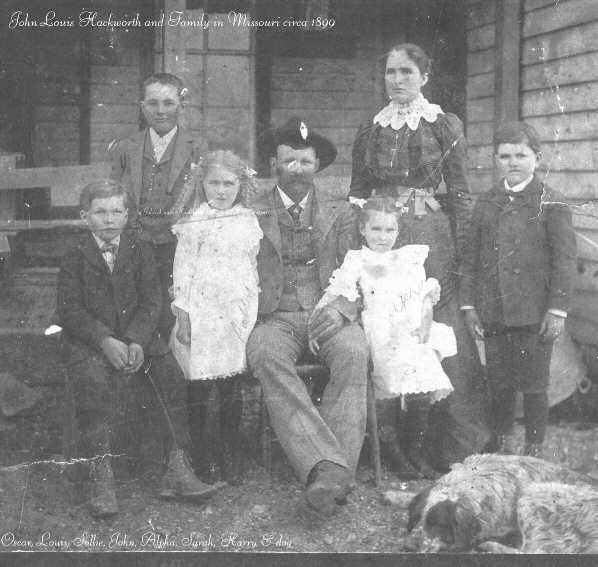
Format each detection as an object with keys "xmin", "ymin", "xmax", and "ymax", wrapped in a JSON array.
[{"xmin": 350, "ymin": 43, "xmax": 490, "ymax": 477}]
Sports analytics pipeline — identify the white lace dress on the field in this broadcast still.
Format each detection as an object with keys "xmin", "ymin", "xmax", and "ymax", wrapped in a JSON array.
[
  {"xmin": 318, "ymin": 245, "xmax": 456, "ymax": 401},
  {"xmin": 170, "ymin": 203, "xmax": 263, "ymax": 380}
]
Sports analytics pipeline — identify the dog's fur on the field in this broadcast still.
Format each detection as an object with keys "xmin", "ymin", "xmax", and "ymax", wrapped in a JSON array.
[{"xmin": 406, "ymin": 454, "xmax": 598, "ymax": 553}]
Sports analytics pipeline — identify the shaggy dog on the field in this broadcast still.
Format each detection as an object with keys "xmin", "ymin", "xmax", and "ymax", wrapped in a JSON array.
[{"xmin": 405, "ymin": 453, "xmax": 598, "ymax": 553}]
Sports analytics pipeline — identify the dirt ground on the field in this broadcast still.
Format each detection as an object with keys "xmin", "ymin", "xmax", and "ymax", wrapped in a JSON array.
[{"xmin": 2, "ymin": 418, "xmax": 598, "ymax": 554}]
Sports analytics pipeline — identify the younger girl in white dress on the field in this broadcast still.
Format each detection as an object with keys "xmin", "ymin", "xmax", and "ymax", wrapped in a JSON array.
[
  {"xmin": 170, "ymin": 150, "xmax": 262, "ymax": 483},
  {"xmin": 316, "ymin": 196, "xmax": 456, "ymax": 478}
]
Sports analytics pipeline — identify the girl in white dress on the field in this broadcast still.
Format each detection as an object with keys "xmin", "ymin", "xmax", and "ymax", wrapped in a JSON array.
[
  {"xmin": 316, "ymin": 196, "xmax": 456, "ymax": 478},
  {"xmin": 170, "ymin": 150, "xmax": 262, "ymax": 483}
]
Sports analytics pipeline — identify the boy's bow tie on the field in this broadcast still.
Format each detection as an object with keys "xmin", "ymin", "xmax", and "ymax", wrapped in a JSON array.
[{"xmin": 100, "ymin": 242, "xmax": 118, "ymax": 254}]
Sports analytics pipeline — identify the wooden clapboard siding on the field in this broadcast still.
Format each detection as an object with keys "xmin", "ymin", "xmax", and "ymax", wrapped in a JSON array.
[
  {"xmin": 518, "ymin": 0, "xmax": 598, "ymax": 344},
  {"xmin": 27, "ymin": 26, "xmax": 82, "ymax": 168},
  {"xmin": 521, "ymin": 0, "xmax": 598, "ymax": 202},
  {"xmin": 522, "ymin": 51, "xmax": 598, "ymax": 91},
  {"xmin": 466, "ymin": 1, "xmax": 497, "ymax": 29},
  {"xmin": 467, "ymin": 23, "xmax": 496, "ymax": 52},
  {"xmin": 465, "ymin": 0, "xmax": 496, "ymax": 194},
  {"xmin": 524, "ymin": 112, "xmax": 598, "ymax": 143},
  {"xmin": 468, "ymin": 47, "xmax": 495, "ymax": 76},
  {"xmin": 542, "ymin": 172, "xmax": 598, "ymax": 201},
  {"xmin": 522, "ymin": 20, "xmax": 598, "ymax": 65},
  {"xmin": 522, "ymin": 83, "xmax": 598, "ymax": 116},
  {"xmin": 523, "ymin": 0, "xmax": 598, "ymax": 38},
  {"xmin": 87, "ymin": 0, "xmax": 144, "ymax": 165},
  {"xmin": 270, "ymin": 55, "xmax": 376, "ymax": 177}
]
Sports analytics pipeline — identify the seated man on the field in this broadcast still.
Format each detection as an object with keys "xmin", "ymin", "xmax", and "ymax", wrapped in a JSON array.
[
  {"xmin": 57, "ymin": 180, "xmax": 216, "ymax": 518},
  {"xmin": 247, "ymin": 118, "xmax": 369, "ymax": 515}
]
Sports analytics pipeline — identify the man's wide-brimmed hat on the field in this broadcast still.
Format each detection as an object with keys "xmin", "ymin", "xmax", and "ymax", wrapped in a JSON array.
[{"xmin": 262, "ymin": 116, "xmax": 337, "ymax": 171}]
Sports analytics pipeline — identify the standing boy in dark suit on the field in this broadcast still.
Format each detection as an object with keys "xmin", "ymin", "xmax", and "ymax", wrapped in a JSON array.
[
  {"xmin": 57, "ymin": 180, "xmax": 216, "ymax": 519},
  {"xmin": 108, "ymin": 73, "xmax": 205, "ymax": 349},
  {"xmin": 460, "ymin": 122, "xmax": 576, "ymax": 458}
]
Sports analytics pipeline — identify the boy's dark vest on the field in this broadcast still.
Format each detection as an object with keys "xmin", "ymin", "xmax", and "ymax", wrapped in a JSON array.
[{"xmin": 139, "ymin": 130, "xmax": 177, "ymax": 244}]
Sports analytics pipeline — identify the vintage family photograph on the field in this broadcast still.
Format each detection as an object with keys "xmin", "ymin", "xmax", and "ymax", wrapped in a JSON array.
[{"xmin": 1, "ymin": 0, "xmax": 597, "ymax": 559}]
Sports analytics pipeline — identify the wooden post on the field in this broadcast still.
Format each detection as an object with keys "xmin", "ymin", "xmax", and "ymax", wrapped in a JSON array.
[{"xmin": 494, "ymin": 0, "xmax": 522, "ymax": 125}]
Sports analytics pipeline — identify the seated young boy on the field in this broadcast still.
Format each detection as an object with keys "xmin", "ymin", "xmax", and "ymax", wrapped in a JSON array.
[
  {"xmin": 460, "ymin": 122, "xmax": 577, "ymax": 458},
  {"xmin": 57, "ymin": 179, "xmax": 217, "ymax": 518}
]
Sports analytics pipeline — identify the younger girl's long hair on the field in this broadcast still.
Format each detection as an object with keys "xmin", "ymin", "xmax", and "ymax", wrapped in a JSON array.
[
  {"xmin": 171, "ymin": 150, "xmax": 257, "ymax": 216},
  {"xmin": 358, "ymin": 196, "xmax": 403, "ymax": 229}
]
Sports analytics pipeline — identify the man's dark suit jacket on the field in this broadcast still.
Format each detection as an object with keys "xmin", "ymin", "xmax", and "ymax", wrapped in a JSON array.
[
  {"xmin": 252, "ymin": 185, "xmax": 360, "ymax": 319},
  {"xmin": 460, "ymin": 176, "xmax": 577, "ymax": 327},
  {"xmin": 57, "ymin": 231, "xmax": 162, "ymax": 355}
]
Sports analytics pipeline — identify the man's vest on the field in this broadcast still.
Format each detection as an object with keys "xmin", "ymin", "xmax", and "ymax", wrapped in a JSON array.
[{"xmin": 276, "ymin": 193, "xmax": 321, "ymax": 311}]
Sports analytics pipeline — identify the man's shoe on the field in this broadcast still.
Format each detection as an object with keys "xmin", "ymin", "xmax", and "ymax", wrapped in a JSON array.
[
  {"xmin": 89, "ymin": 458, "xmax": 118, "ymax": 519},
  {"xmin": 160, "ymin": 449, "xmax": 220, "ymax": 501},
  {"xmin": 305, "ymin": 460, "xmax": 352, "ymax": 516}
]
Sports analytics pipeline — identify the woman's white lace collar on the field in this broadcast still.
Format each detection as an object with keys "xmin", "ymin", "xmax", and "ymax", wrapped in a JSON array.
[{"xmin": 373, "ymin": 94, "xmax": 443, "ymax": 131}]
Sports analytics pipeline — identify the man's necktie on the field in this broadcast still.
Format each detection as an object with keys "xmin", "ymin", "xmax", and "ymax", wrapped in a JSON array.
[{"xmin": 288, "ymin": 204, "xmax": 302, "ymax": 224}]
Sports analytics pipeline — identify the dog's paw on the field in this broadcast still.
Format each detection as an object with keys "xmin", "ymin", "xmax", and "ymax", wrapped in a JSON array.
[{"xmin": 477, "ymin": 541, "xmax": 520, "ymax": 554}]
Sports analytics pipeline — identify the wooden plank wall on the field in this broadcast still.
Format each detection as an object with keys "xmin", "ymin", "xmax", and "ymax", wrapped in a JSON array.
[
  {"xmin": 30, "ymin": 3, "xmax": 83, "ymax": 167},
  {"xmin": 269, "ymin": 1, "xmax": 381, "ymax": 178},
  {"xmin": 465, "ymin": 0, "xmax": 496, "ymax": 194},
  {"xmin": 521, "ymin": 0, "xmax": 598, "ymax": 203},
  {"xmin": 88, "ymin": 0, "xmax": 145, "ymax": 165},
  {"xmin": 521, "ymin": 0, "xmax": 598, "ymax": 344},
  {"xmin": 269, "ymin": 56, "xmax": 377, "ymax": 178}
]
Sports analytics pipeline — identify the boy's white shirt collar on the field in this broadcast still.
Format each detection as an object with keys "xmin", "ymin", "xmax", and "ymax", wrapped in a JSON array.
[
  {"xmin": 277, "ymin": 186, "xmax": 310, "ymax": 209},
  {"xmin": 149, "ymin": 125, "xmax": 178, "ymax": 161},
  {"xmin": 92, "ymin": 234, "xmax": 120, "ymax": 250},
  {"xmin": 504, "ymin": 174, "xmax": 533, "ymax": 193}
]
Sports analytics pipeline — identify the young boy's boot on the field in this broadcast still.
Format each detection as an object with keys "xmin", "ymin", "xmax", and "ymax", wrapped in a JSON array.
[
  {"xmin": 160, "ymin": 449, "xmax": 220, "ymax": 501},
  {"xmin": 89, "ymin": 458, "xmax": 118, "ymax": 518}
]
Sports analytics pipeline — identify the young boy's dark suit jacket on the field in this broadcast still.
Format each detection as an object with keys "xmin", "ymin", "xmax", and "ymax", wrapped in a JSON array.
[
  {"xmin": 57, "ymin": 230, "xmax": 161, "ymax": 354},
  {"xmin": 57, "ymin": 230, "xmax": 189, "ymax": 455},
  {"xmin": 460, "ymin": 175, "xmax": 576, "ymax": 327}
]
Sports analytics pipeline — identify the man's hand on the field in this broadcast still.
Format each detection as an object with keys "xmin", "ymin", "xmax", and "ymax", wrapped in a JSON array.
[
  {"xmin": 100, "ymin": 336, "xmax": 130, "ymax": 370},
  {"xmin": 126, "ymin": 343, "xmax": 145, "ymax": 373},
  {"xmin": 539, "ymin": 312, "xmax": 565, "ymax": 342},
  {"xmin": 308, "ymin": 306, "xmax": 344, "ymax": 345},
  {"xmin": 463, "ymin": 309, "xmax": 484, "ymax": 340}
]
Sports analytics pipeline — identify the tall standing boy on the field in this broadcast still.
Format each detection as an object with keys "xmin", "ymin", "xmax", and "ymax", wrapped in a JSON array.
[{"xmin": 460, "ymin": 122, "xmax": 576, "ymax": 457}]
